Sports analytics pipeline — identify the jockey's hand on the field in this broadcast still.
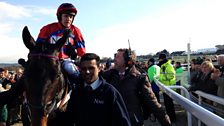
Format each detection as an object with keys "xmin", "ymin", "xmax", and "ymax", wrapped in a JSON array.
[
  {"xmin": 70, "ymin": 51, "xmax": 77, "ymax": 60},
  {"xmin": 63, "ymin": 28, "xmax": 72, "ymax": 38}
]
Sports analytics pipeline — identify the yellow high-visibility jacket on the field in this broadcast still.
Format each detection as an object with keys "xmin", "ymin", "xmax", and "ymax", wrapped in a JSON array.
[{"xmin": 159, "ymin": 60, "xmax": 176, "ymax": 86}]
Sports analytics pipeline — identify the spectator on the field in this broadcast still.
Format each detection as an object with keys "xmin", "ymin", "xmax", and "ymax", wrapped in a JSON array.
[
  {"xmin": 7, "ymin": 69, "xmax": 23, "ymax": 125},
  {"xmin": 175, "ymin": 61, "xmax": 184, "ymax": 94},
  {"xmin": 147, "ymin": 58, "xmax": 160, "ymax": 102},
  {"xmin": 0, "ymin": 68, "xmax": 8, "ymax": 126},
  {"xmin": 175, "ymin": 62, "xmax": 184, "ymax": 73},
  {"xmin": 0, "ymin": 86, "xmax": 7, "ymax": 126},
  {"xmin": 103, "ymin": 49, "xmax": 171, "ymax": 126},
  {"xmin": 211, "ymin": 54, "xmax": 224, "ymax": 116},
  {"xmin": 0, "ymin": 68, "xmax": 10, "ymax": 91},
  {"xmin": 157, "ymin": 53, "xmax": 177, "ymax": 125},
  {"xmin": 52, "ymin": 53, "xmax": 131, "ymax": 126},
  {"xmin": 147, "ymin": 57, "xmax": 161, "ymax": 122},
  {"xmin": 105, "ymin": 59, "xmax": 113, "ymax": 71},
  {"xmin": 0, "ymin": 68, "xmax": 23, "ymax": 126},
  {"xmin": 191, "ymin": 61, "xmax": 217, "ymax": 95},
  {"xmin": 140, "ymin": 61, "xmax": 148, "ymax": 72},
  {"xmin": 189, "ymin": 57, "xmax": 203, "ymax": 88},
  {"xmin": 175, "ymin": 61, "xmax": 184, "ymax": 84},
  {"xmin": 14, "ymin": 68, "xmax": 23, "ymax": 82},
  {"xmin": 211, "ymin": 54, "xmax": 224, "ymax": 98},
  {"xmin": 171, "ymin": 60, "xmax": 175, "ymax": 66}
]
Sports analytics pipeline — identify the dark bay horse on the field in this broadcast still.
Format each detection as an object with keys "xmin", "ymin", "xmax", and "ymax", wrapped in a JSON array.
[{"xmin": 20, "ymin": 26, "xmax": 70, "ymax": 126}]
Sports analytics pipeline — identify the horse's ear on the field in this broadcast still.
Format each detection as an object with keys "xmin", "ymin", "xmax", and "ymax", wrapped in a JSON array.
[{"xmin": 22, "ymin": 26, "xmax": 36, "ymax": 50}]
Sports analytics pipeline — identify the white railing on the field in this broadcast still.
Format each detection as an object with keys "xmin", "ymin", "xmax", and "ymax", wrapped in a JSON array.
[
  {"xmin": 194, "ymin": 90, "xmax": 224, "ymax": 107},
  {"xmin": 193, "ymin": 90, "xmax": 224, "ymax": 126},
  {"xmin": 154, "ymin": 77, "xmax": 224, "ymax": 126}
]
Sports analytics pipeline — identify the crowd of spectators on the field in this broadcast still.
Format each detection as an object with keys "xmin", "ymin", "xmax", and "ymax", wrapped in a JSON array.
[
  {"xmin": 0, "ymin": 68, "xmax": 23, "ymax": 126},
  {"xmin": 132, "ymin": 54, "xmax": 224, "ymax": 119},
  {"xmin": 1, "ymin": 54, "xmax": 224, "ymax": 125}
]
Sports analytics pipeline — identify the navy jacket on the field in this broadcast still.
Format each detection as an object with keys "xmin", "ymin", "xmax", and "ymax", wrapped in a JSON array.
[{"xmin": 58, "ymin": 76, "xmax": 131, "ymax": 126}]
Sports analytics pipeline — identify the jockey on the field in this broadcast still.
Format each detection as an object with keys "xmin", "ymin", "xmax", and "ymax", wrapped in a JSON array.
[{"xmin": 36, "ymin": 3, "xmax": 86, "ymax": 80}]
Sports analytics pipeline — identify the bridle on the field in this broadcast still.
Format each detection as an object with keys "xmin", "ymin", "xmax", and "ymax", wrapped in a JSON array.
[
  {"xmin": 21, "ymin": 26, "xmax": 73, "ymax": 126},
  {"xmin": 25, "ymin": 52, "xmax": 70, "ymax": 116}
]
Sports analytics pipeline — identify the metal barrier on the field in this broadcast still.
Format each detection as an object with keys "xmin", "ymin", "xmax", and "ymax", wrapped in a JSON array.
[
  {"xmin": 194, "ymin": 90, "xmax": 224, "ymax": 107},
  {"xmin": 154, "ymin": 77, "xmax": 224, "ymax": 126},
  {"xmin": 193, "ymin": 90, "xmax": 224, "ymax": 126}
]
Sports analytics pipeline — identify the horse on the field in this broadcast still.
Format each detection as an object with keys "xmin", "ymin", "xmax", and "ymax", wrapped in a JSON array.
[{"xmin": 20, "ymin": 26, "xmax": 70, "ymax": 126}]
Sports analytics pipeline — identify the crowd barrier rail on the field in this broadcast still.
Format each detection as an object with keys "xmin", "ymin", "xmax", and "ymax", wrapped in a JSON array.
[
  {"xmin": 154, "ymin": 76, "xmax": 224, "ymax": 126},
  {"xmin": 194, "ymin": 90, "xmax": 224, "ymax": 108},
  {"xmin": 193, "ymin": 90, "xmax": 224, "ymax": 126}
]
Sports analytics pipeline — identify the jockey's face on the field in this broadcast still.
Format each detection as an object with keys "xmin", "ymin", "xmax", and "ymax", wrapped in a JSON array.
[{"xmin": 61, "ymin": 13, "xmax": 74, "ymax": 28}]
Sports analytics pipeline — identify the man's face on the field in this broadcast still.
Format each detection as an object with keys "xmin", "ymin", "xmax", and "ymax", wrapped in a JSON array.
[
  {"xmin": 194, "ymin": 64, "xmax": 201, "ymax": 71},
  {"xmin": 0, "ymin": 71, "xmax": 4, "ymax": 78},
  {"xmin": 61, "ymin": 13, "xmax": 74, "ymax": 28},
  {"xmin": 114, "ymin": 51, "xmax": 126, "ymax": 70},
  {"xmin": 80, "ymin": 59, "xmax": 100, "ymax": 84},
  {"xmin": 217, "ymin": 57, "xmax": 224, "ymax": 66}
]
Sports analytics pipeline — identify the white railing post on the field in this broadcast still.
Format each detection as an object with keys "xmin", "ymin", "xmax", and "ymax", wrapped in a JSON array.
[{"xmin": 197, "ymin": 93, "xmax": 202, "ymax": 126}]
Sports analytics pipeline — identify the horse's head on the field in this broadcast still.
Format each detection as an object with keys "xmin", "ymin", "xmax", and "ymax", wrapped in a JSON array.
[{"xmin": 22, "ymin": 26, "xmax": 69, "ymax": 126}]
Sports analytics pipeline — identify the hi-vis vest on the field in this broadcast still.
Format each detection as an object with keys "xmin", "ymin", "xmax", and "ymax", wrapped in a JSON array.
[{"xmin": 159, "ymin": 60, "xmax": 176, "ymax": 86}]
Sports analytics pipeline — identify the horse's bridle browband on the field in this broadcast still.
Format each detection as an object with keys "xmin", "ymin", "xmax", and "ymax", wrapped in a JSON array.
[{"xmin": 28, "ymin": 53, "xmax": 59, "ymax": 60}]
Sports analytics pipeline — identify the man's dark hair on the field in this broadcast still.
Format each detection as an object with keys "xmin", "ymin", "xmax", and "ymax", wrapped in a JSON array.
[
  {"xmin": 176, "ymin": 61, "xmax": 182, "ymax": 66},
  {"xmin": 106, "ymin": 59, "xmax": 112, "ymax": 69},
  {"xmin": 0, "ymin": 68, "xmax": 5, "ymax": 72},
  {"xmin": 148, "ymin": 58, "xmax": 155, "ymax": 64},
  {"xmin": 80, "ymin": 53, "xmax": 100, "ymax": 66},
  {"xmin": 158, "ymin": 53, "xmax": 167, "ymax": 60}
]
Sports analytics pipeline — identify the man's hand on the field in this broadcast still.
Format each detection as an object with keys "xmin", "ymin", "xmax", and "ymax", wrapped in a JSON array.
[{"xmin": 211, "ymin": 68, "xmax": 221, "ymax": 80}]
